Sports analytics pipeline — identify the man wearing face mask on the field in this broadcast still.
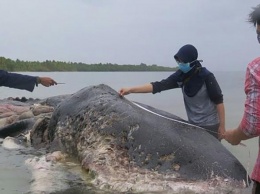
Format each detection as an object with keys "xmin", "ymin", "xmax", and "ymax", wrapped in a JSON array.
[
  {"xmin": 119, "ymin": 44, "xmax": 225, "ymax": 140},
  {"xmin": 224, "ymin": 4, "xmax": 260, "ymax": 194}
]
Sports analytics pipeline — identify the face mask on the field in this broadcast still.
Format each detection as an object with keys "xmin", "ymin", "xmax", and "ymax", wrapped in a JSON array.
[{"xmin": 177, "ymin": 60, "xmax": 196, "ymax": 73}]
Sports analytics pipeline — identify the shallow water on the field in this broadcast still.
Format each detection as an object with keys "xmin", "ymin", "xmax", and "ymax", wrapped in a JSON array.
[
  {"xmin": 0, "ymin": 71, "xmax": 256, "ymax": 194},
  {"xmin": 0, "ymin": 147, "xmax": 31, "ymax": 194},
  {"xmin": 0, "ymin": 141, "xmax": 109, "ymax": 194}
]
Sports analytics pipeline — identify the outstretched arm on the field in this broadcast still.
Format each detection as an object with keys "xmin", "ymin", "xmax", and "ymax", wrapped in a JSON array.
[
  {"xmin": 0, "ymin": 70, "xmax": 57, "ymax": 92},
  {"xmin": 119, "ymin": 83, "xmax": 153, "ymax": 96}
]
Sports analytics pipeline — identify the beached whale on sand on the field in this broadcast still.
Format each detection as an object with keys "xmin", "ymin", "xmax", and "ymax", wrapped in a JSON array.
[{"xmin": 0, "ymin": 84, "xmax": 250, "ymax": 193}]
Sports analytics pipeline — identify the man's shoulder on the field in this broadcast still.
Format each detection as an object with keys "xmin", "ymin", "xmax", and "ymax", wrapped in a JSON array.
[
  {"xmin": 248, "ymin": 57, "xmax": 260, "ymax": 66},
  {"xmin": 247, "ymin": 57, "xmax": 260, "ymax": 77}
]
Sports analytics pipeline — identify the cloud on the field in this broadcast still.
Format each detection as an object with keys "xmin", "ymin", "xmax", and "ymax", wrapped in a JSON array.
[{"xmin": 0, "ymin": 0, "xmax": 259, "ymax": 71}]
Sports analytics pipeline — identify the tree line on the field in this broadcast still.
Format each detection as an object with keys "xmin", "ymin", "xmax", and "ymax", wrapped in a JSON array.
[{"xmin": 0, "ymin": 57, "xmax": 177, "ymax": 72}]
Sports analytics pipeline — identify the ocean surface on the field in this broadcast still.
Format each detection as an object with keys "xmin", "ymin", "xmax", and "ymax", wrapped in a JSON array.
[{"xmin": 0, "ymin": 71, "xmax": 256, "ymax": 194}]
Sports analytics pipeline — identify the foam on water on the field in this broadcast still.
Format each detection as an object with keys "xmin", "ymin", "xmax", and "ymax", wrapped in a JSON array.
[
  {"xmin": 25, "ymin": 155, "xmax": 70, "ymax": 193},
  {"xmin": 2, "ymin": 136, "xmax": 25, "ymax": 150}
]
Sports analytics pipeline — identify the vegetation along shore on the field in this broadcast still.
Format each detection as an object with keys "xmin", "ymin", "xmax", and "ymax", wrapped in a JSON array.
[{"xmin": 0, "ymin": 57, "xmax": 177, "ymax": 72}]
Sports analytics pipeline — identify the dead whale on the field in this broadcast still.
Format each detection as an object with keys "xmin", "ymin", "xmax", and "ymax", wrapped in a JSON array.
[
  {"xmin": 0, "ymin": 84, "xmax": 250, "ymax": 193},
  {"xmin": 25, "ymin": 84, "xmax": 249, "ymax": 193}
]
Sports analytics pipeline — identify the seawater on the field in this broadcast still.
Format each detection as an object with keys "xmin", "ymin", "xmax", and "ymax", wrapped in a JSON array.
[{"xmin": 0, "ymin": 71, "xmax": 256, "ymax": 194}]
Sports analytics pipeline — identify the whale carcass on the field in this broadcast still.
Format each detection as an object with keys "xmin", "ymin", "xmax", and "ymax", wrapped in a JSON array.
[
  {"xmin": 18, "ymin": 84, "xmax": 248, "ymax": 193},
  {"xmin": 0, "ymin": 84, "xmax": 250, "ymax": 193}
]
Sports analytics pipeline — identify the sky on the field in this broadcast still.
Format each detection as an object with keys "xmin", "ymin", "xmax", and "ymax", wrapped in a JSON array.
[{"xmin": 0, "ymin": 0, "xmax": 259, "ymax": 71}]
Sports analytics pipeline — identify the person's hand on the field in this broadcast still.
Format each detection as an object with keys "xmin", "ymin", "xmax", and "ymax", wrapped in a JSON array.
[
  {"xmin": 119, "ymin": 88, "xmax": 131, "ymax": 96},
  {"xmin": 38, "ymin": 77, "xmax": 57, "ymax": 87},
  {"xmin": 223, "ymin": 129, "xmax": 241, "ymax": 145},
  {"xmin": 218, "ymin": 126, "xmax": 225, "ymax": 141}
]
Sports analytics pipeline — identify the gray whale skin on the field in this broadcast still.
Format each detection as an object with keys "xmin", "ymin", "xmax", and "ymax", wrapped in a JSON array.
[
  {"xmin": 44, "ymin": 84, "xmax": 249, "ymax": 184},
  {"xmin": 0, "ymin": 84, "xmax": 250, "ymax": 192}
]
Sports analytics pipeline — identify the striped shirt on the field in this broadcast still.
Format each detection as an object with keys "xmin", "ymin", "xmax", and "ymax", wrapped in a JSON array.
[{"xmin": 240, "ymin": 57, "xmax": 260, "ymax": 182}]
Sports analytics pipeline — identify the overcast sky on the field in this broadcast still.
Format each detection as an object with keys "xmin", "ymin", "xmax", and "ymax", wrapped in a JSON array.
[{"xmin": 0, "ymin": 0, "xmax": 259, "ymax": 71}]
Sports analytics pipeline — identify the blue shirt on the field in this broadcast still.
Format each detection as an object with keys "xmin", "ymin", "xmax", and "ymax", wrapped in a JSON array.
[{"xmin": 0, "ymin": 70, "xmax": 38, "ymax": 92}]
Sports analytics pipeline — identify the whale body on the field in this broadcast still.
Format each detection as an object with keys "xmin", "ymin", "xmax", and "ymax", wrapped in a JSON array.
[
  {"xmin": 30, "ymin": 84, "xmax": 249, "ymax": 192},
  {"xmin": 0, "ymin": 84, "xmax": 250, "ymax": 193}
]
